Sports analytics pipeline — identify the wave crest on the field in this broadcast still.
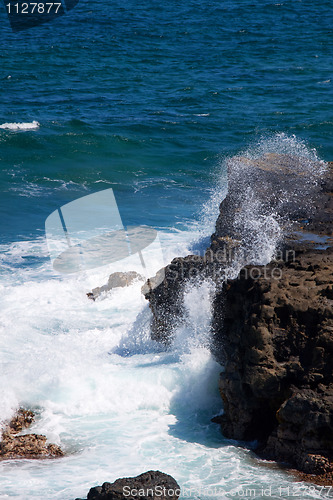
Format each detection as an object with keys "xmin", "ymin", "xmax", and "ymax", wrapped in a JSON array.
[{"xmin": 0, "ymin": 120, "xmax": 40, "ymax": 131}]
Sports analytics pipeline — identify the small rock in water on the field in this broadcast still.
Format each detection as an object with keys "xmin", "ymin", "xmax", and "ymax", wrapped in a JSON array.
[
  {"xmin": 76, "ymin": 470, "xmax": 180, "ymax": 500},
  {"xmin": 0, "ymin": 433, "xmax": 63, "ymax": 459},
  {"xmin": 87, "ymin": 271, "xmax": 144, "ymax": 300},
  {"xmin": 0, "ymin": 408, "xmax": 63, "ymax": 460}
]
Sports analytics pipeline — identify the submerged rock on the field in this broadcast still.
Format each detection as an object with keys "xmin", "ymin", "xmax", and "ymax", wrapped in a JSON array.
[
  {"xmin": 76, "ymin": 471, "xmax": 180, "ymax": 500},
  {"xmin": 88, "ymin": 271, "xmax": 144, "ymax": 300},
  {"xmin": 0, "ymin": 408, "xmax": 63, "ymax": 460}
]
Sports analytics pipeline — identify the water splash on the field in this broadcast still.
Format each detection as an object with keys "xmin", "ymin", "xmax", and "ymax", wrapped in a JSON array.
[
  {"xmin": 169, "ymin": 134, "xmax": 328, "ymax": 349},
  {"xmin": 214, "ymin": 133, "xmax": 328, "ymax": 277},
  {"xmin": 173, "ymin": 279, "xmax": 216, "ymax": 353}
]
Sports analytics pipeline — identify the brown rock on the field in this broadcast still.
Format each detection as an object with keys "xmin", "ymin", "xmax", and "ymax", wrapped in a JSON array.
[
  {"xmin": 0, "ymin": 432, "xmax": 63, "ymax": 459},
  {"xmin": 88, "ymin": 271, "xmax": 144, "ymax": 300},
  {"xmin": 6, "ymin": 408, "xmax": 34, "ymax": 434},
  {"xmin": 0, "ymin": 409, "xmax": 64, "ymax": 460}
]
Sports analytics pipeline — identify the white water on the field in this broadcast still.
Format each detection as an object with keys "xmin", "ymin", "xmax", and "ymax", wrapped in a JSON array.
[
  {"xmin": 0, "ymin": 135, "xmax": 327, "ymax": 500},
  {"xmin": 0, "ymin": 121, "xmax": 40, "ymax": 131},
  {"xmin": 0, "ymin": 231, "xmax": 297, "ymax": 500}
]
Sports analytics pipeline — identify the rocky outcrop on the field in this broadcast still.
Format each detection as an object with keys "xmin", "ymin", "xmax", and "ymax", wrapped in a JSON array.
[
  {"xmin": 76, "ymin": 471, "xmax": 180, "ymax": 500},
  {"xmin": 142, "ymin": 255, "xmax": 206, "ymax": 342},
  {"xmin": 143, "ymin": 154, "xmax": 333, "ymax": 480},
  {"xmin": 142, "ymin": 242, "xmax": 239, "ymax": 343},
  {"xmin": 212, "ymin": 247, "xmax": 333, "ymax": 479},
  {"xmin": 213, "ymin": 153, "xmax": 329, "ymax": 241},
  {"xmin": 0, "ymin": 408, "xmax": 63, "ymax": 460},
  {"xmin": 88, "ymin": 271, "xmax": 144, "ymax": 300},
  {"xmin": 144, "ymin": 154, "xmax": 329, "ymax": 342},
  {"xmin": 211, "ymin": 160, "xmax": 333, "ymax": 480}
]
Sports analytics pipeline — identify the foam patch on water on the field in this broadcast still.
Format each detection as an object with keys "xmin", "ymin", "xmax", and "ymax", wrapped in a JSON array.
[
  {"xmin": 0, "ymin": 120, "xmax": 40, "ymax": 131},
  {"xmin": 0, "ymin": 228, "xmax": 204, "ymax": 423}
]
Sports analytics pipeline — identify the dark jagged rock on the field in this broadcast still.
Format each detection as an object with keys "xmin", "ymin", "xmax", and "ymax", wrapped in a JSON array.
[
  {"xmin": 213, "ymin": 153, "xmax": 328, "ymax": 241},
  {"xmin": 0, "ymin": 408, "xmax": 63, "ymax": 460},
  {"xmin": 88, "ymin": 271, "xmax": 144, "ymax": 300},
  {"xmin": 144, "ymin": 154, "xmax": 333, "ymax": 480},
  {"xmin": 306, "ymin": 161, "xmax": 333, "ymax": 236},
  {"xmin": 76, "ymin": 471, "xmax": 180, "ymax": 500},
  {"xmin": 212, "ymin": 247, "xmax": 333, "ymax": 476},
  {"xmin": 141, "ymin": 241, "xmax": 242, "ymax": 343},
  {"xmin": 144, "ymin": 153, "xmax": 328, "ymax": 343},
  {"xmin": 210, "ymin": 161, "xmax": 333, "ymax": 481},
  {"xmin": 142, "ymin": 256, "xmax": 205, "ymax": 343}
]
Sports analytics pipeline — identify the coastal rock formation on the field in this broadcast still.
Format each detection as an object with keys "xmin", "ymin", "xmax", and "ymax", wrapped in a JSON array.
[
  {"xmin": 142, "ymin": 239, "xmax": 240, "ymax": 343},
  {"xmin": 76, "ymin": 471, "xmax": 180, "ymax": 500},
  {"xmin": 143, "ymin": 154, "xmax": 333, "ymax": 479},
  {"xmin": 212, "ymin": 247, "xmax": 333, "ymax": 478},
  {"xmin": 144, "ymin": 153, "xmax": 329, "ymax": 342},
  {"xmin": 88, "ymin": 271, "xmax": 144, "ymax": 300},
  {"xmin": 0, "ymin": 408, "xmax": 63, "ymax": 460},
  {"xmin": 213, "ymin": 153, "xmax": 328, "ymax": 241},
  {"xmin": 211, "ymin": 159, "xmax": 333, "ymax": 479}
]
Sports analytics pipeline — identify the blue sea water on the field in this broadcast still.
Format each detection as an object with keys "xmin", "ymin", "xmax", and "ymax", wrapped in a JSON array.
[{"xmin": 0, "ymin": 0, "xmax": 332, "ymax": 498}]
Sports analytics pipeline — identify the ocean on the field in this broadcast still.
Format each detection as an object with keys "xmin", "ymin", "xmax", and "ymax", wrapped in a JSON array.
[{"xmin": 0, "ymin": 0, "xmax": 332, "ymax": 498}]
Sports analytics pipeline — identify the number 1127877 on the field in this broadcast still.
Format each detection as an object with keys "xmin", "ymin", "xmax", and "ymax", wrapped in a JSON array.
[{"xmin": 6, "ymin": 2, "xmax": 62, "ymax": 14}]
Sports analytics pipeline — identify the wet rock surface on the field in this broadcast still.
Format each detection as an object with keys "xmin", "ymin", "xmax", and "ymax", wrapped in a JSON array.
[
  {"xmin": 0, "ymin": 408, "xmax": 63, "ymax": 460},
  {"xmin": 76, "ymin": 471, "xmax": 180, "ymax": 500},
  {"xmin": 142, "ymin": 256, "xmax": 205, "ymax": 343}
]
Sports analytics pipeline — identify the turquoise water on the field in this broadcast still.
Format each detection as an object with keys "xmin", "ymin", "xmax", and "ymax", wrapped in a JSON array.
[{"xmin": 0, "ymin": 1, "xmax": 332, "ymax": 499}]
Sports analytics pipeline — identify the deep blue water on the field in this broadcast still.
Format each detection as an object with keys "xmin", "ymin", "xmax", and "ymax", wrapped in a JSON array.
[{"xmin": 1, "ymin": 0, "xmax": 333, "ymax": 243}]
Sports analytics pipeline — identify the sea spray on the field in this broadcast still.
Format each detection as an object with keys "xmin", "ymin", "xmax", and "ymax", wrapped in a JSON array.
[
  {"xmin": 210, "ymin": 134, "xmax": 328, "ymax": 280},
  {"xmin": 172, "ymin": 278, "xmax": 216, "ymax": 353},
  {"xmin": 148, "ymin": 134, "xmax": 329, "ymax": 355}
]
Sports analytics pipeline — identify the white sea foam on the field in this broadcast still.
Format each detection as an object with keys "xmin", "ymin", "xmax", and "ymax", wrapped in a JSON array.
[
  {"xmin": 0, "ymin": 134, "xmax": 323, "ymax": 499},
  {"xmin": 0, "ymin": 231, "xmax": 228, "ymax": 499},
  {"xmin": 0, "ymin": 120, "xmax": 40, "ymax": 131}
]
